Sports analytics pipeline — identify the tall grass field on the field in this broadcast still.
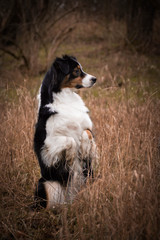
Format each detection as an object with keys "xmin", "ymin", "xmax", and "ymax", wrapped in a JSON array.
[{"xmin": 0, "ymin": 85, "xmax": 160, "ymax": 239}]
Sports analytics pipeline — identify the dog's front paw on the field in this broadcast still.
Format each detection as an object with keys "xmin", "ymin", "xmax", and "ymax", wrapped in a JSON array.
[
  {"xmin": 81, "ymin": 129, "xmax": 92, "ymax": 144},
  {"xmin": 85, "ymin": 129, "xmax": 93, "ymax": 140},
  {"xmin": 80, "ymin": 130, "xmax": 94, "ymax": 159}
]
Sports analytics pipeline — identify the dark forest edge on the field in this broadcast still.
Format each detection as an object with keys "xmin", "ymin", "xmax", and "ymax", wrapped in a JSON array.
[{"xmin": 0, "ymin": 0, "xmax": 160, "ymax": 75}]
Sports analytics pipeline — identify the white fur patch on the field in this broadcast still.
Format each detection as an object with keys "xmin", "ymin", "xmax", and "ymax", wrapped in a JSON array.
[
  {"xmin": 45, "ymin": 181, "xmax": 66, "ymax": 208},
  {"xmin": 82, "ymin": 74, "xmax": 95, "ymax": 88},
  {"xmin": 37, "ymin": 86, "xmax": 41, "ymax": 112},
  {"xmin": 41, "ymin": 88, "xmax": 93, "ymax": 167},
  {"xmin": 41, "ymin": 136, "xmax": 77, "ymax": 167}
]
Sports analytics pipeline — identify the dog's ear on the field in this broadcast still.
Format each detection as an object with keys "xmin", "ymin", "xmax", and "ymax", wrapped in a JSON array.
[{"xmin": 55, "ymin": 58, "xmax": 69, "ymax": 74}]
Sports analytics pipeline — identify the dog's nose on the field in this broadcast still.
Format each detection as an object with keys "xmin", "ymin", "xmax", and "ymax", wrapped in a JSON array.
[{"xmin": 91, "ymin": 77, "xmax": 97, "ymax": 84}]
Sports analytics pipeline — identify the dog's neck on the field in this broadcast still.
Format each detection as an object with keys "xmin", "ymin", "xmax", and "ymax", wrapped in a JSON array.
[
  {"xmin": 44, "ymin": 88, "xmax": 89, "ymax": 114},
  {"xmin": 52, "ymin": 88, "xmax": 81, "ymax": 103}
]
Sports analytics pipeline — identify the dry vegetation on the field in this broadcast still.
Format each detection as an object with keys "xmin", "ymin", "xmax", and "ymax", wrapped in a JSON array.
[
  {"xmin": 0, "ymin": 83, "xmax": 160, "ymax": 239},
  {"xmin": 0, "ymin": 16, "xmax": 160, "ymax": 240}
]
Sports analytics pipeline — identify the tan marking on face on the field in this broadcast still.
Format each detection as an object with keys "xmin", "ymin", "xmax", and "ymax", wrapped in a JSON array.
[
  {"xmin": 72, "ymin": 66, "xmax": 80, "ymax": 76},
  {"xmin": 62, "ymin": 76, "xmax": 83, "ymax": 88}
]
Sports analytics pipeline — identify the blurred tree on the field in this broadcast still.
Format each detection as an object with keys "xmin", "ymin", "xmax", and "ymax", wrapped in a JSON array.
[
  {"xmin": 126, "ymin": 0, "xmax": 155, "ymax": 51},
  {"xmin": 0, "ymin": 0, "xmax": 78, "ymax": 74}
]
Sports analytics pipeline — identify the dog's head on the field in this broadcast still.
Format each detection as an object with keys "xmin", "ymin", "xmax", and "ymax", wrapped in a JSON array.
[
  {"xmin": 41, "ymin": 55, "xmax": 97, "ymax": 105},
  {"xmin": 54, "ymin": 55, "xmax": 97, "ymax": 89}
]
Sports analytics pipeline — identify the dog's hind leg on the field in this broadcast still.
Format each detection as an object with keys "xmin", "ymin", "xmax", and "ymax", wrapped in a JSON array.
[
  {"xmin": 35, "ymin": 178, "xmax": 66, "ymax": 209},
  {"xmin": 44, "ymin": 181, "xmax": 66, "ymax": 208}
]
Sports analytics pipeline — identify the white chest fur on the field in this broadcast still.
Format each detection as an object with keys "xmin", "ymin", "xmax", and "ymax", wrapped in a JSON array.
[{"xmin": 45, "ymin": 88, "xmax": 92, "ymax": 143}]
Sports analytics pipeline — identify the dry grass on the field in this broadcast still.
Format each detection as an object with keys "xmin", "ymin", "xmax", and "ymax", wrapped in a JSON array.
[{"xmin": 0, "ymin": 83, "xmax": 159, "ymax": 240}]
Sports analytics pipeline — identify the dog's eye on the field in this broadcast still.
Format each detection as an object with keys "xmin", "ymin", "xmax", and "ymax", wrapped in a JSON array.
[{"xmin": 73, "ymin": 69, "xmax": 80, "ymax": 76}]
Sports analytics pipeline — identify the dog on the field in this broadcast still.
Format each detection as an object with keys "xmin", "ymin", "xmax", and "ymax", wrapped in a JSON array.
[{"xmin": 34, "ymin": 55, "xmax": 97, "ymax": 209}]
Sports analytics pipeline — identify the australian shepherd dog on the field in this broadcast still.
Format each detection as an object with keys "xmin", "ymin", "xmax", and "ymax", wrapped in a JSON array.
[{"xmin": 34, "ymin": 55, "xmax": 97, "ymax": 209}]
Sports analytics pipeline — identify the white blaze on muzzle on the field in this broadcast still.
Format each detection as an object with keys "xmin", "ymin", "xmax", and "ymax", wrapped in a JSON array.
[{"xmin": 82, "ymin": 73, "xmax": 96, "ymax": 88}]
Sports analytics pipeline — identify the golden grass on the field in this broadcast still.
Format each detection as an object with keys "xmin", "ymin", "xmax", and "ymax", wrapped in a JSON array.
[{"xmin": 0, "ymin": 86, "xmax": 160, "ymax": 239}]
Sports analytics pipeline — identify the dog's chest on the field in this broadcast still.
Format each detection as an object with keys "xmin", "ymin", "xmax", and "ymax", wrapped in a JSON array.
[{"xmin": 46, "ymin": 89, "xmax": 92, "ymax": 136}]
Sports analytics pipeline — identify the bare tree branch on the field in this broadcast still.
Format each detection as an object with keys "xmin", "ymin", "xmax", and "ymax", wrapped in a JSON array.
[
  {"xmin": 0, "ymin": 0, "xmax": 15, "ymax": 33},
  {"xmin": 47, "ymin": 23, "xmax": 76, "ymax": 66},
  {"xmin": 46, "ymin": 5, "xmax": 78, "ymax": 32},
  {"xmin": 0, "ymin": 47, "xmax": 19, "ymax": 60}
]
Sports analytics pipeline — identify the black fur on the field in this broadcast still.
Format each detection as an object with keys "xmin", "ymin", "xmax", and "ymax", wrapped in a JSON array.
[{"xmin": 34, "ymin": 178, "xmax": 47, "ymax": 209}]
